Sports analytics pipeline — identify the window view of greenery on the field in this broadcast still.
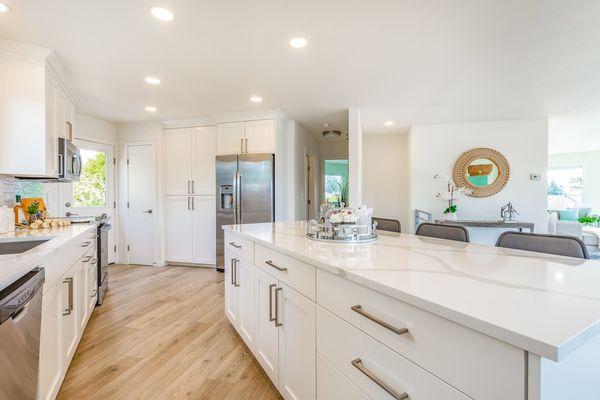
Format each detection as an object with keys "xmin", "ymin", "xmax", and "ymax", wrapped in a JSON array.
[
  {"xmin": 324, "ymin": 159, "xmax": 349, "ymax": 207},
  {"xmin": 73, "ymin": 149, "xmax": 107, "ymax": 207}
]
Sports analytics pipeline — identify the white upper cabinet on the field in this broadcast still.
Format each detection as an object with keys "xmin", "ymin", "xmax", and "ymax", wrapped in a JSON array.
[
  {"xmin": 165, "ymin": 128, "xmax": 193, "ymax": 196},
  {"xmin": 245, "ymin": 119, "xmax": 275, "ymax": 154},
  {"xmin": 192, "ymin": 126, "xmax": 217, "ymax": 195},
  {"xmin": 216, "ymin": 119, "xmax": 275, "ymax": 155},
  {"xmin": 0, "ymin": 41, "xmax": 76, "ymax": 177},
  {"xmin": 217, "ymin": 122, "xmax": 245, "ymax": 155},
  {"xmin": 164, "ymin": 126, "xmax": 216, "ymax": 196}
]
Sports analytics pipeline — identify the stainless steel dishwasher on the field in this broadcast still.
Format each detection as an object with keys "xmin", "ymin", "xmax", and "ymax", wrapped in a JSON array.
[{"xmin": 0, "ymin": 267, "xmax": 45, "ymax": 400}]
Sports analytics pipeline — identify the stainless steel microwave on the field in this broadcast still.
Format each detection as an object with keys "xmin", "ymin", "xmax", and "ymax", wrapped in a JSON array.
[{"xmin": 58, "ymin": 138, "xmax": 81, "ymax": 182}]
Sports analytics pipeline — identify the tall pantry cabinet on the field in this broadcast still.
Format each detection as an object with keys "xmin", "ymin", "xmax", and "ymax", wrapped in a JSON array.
[{"xmin": 164, "ymin": 126, "xmax": 217, "ymax": 265}]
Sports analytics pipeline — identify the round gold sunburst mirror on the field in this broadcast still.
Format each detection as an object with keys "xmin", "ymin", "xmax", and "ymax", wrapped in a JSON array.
[{"xmin": 452, "ymin": 148, "xmax": 510, "ymax": 197}]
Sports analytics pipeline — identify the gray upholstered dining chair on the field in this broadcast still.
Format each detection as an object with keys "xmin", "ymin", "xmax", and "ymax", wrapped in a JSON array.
[
  {"xmin": 373, "ymin": 217, "xmax": 401, "ymax": 233},
  {"xmin": 415, "ymin": 222, "xmax": 470, "ymax": 243},
  {"xmin": 495, "ymin": 231, "xmax": 590, "ymax": 259}
]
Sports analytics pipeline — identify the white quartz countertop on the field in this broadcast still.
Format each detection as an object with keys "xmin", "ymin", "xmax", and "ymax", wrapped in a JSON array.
[
  {"xmin": 0, "ymin": 224, "xmax": 97, "ymax": 291},
  {"xmin": 225, "ymin": 221, "xmax": 600, "ymax": 362}
]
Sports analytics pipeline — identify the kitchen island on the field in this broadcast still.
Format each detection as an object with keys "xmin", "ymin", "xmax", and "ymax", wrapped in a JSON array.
[{"xmin": 224, "ymin": 221, "xmax": 600, "ymax": 400}]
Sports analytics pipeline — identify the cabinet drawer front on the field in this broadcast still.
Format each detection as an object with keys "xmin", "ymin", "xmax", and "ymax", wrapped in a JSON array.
[
  {"xmin": 317, "ymin": 353, "xmax": 369, "ymax": 400},
  {"xmin": 317, "ymin": 306, "xmax": 471, "ymax": 400},
  {"xmin": 316, "ymin": 269, "xmax": 525, "ymax": 400},
  {"xmin": 42, "ymin": 230, "xmax": 96, "ymax": 291},
  {"xmin": 255, "ymin": 244, "xmax": 316, "ymax": 300},
  {"xmin": 224, "ymin": 232, "xmax": 254, "ymax": 262}
]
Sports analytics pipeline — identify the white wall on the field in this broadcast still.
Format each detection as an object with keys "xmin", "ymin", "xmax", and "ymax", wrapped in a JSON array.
[
  {"xmin": 74, "ymin": 113, "xmax": 118, "ymax": 144},
  {"xmin": 290, "ymin": 121, "xmax": 320, "ymax": 220},
  {"xmin": 549, "ymin": 151, "xmax": 600, "ymax": 214},
  {"xmin": 362, "ymin": 132, "xmax": 410, "ymax": 231},
  {"xmin": 410, "ymin": 119, "xmax": 549, "ymax": 243},
  {"xmin": 117, "ymin": 122, "xmax": 165, "ymax": 265}
]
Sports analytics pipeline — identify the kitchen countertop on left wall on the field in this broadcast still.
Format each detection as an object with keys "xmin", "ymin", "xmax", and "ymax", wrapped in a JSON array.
[{"xmin": 0, "ymin": 224, "xmax": 97, "ymax": 291}]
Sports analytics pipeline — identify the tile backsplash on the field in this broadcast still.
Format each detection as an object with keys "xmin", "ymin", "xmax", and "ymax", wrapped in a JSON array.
[{"xmin": 0, "ymin": 176, "xmax": 61, "ymax": 216}]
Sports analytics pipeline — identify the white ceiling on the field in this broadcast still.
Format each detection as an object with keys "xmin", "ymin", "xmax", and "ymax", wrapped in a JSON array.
[{"xmin": 2, "ymin": 0, "xmax": 600, "ymax": 138}]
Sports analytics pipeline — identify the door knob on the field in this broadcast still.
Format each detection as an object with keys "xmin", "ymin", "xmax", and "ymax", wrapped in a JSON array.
[
  {"xmin": 143, "ymin": 209, "xmax": 153, "ymax": 214},
  {"xmin": 65, "ymin": 211, "xmax": 78, "ymax": 217}
]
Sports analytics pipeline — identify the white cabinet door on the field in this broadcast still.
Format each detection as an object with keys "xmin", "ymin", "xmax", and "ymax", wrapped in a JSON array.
[
  {"xmin": 39, "ymin": 281, "xmax": 65, "ymax": 400},
  {"xmin": 224, "ymin": 249, "xmax": 239, "ymax": 326},
  {"xmin": 254, "ymin": 268, "xmax": 279, "ymax": 385},
  {"xmin": 165, "ymin": 128, "xmax": 193, "ymax": 195},
  {"xmin": 192, "ymin": 196, "xmax": 216, "ymax": 264},
  {"xmin": 245, "ymin": 119, "xmax": 275, "ymax": 154},
  {"xmin": 61, "ymin": 264, "xmax": 79, "ymax": 364},
  {"xmin": 277, "ymin": 282, "xmax": 316, "ymax": 400},
  {"xmin": 237, "ymin": 258, "xmax": 255, "ymax": 349},
  {"xmin": 165, "ymin": 196, "xmax": 193, "ymax": 262},
  {"xmin": 217, "ymin": 122, "xmax": 245, "ymax": 155},
  {"xmin": 64, "ymin": 99, "xmax": 75, "ymax": 140},
  {"xmin": 88, "ymin": 256, "xmax": 98, "ymax": 314},
  {"xmin": 46, "ymin": 79, "xmax": 61, "ymax": 177},
  {"xmin": 77, "ymin": 258, "xmax": 88, "ymax": 331},
  {"xmin": 192, "ymin": 126, "xmax": 216, "ymax": 195}
]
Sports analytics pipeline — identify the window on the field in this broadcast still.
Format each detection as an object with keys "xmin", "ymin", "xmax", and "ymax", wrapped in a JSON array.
[
  {"xmin": 547, "ymin": 167, "xmax": 583, "ymax": 209},
  {"xmin": 324, "ymin": 159, "xmax": 349, "ymax": 207},
  {"xmin": 72, "ymin": 149, "xmax": 107, "ymax": 207}
]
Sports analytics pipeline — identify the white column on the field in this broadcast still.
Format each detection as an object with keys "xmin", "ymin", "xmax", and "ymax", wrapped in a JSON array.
[{"xmin": 348, "ymin": 108, "xmax": 362, "ymax": 208}]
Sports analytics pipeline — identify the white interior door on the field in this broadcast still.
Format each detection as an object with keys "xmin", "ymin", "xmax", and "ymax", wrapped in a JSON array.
[
  {"xmin": 62, "ymin": 139, "xmax": 116, "ymax": 263},
  {"xmin": 127, "ymin": 143, "xmax": 157, "ymax": 266}
]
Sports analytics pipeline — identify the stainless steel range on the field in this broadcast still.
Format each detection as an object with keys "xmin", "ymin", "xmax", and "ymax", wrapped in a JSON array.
[{"xmin": 96, "ymin": 214, "xmax": 111, "ymax": 305}]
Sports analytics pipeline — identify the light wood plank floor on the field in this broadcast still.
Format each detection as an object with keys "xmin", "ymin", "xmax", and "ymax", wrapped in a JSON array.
[{"xmin": 57, "ymin": 264, "xmax": 282, "ymax": 400}]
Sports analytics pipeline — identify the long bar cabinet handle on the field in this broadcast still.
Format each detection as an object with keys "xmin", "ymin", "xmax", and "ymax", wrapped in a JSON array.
[
  {"xmin": 274, "ymin": 287, "xmax": 283, "ymax": 327},
  {"xmin": 269, "ymin": 284, "xmax": 276, "ymax": 322},
  {"xmin": 351, "ymin": 305, "xmax": 409, "ymax": 336},
  {"xmin": 62, "ymin": 277, "xmax": 74, "ymax": 316},
  {"xmin": 229, "ymin": 242, "xmax": 242, "ymax": 249},
  {"xmin": 265, "ymin": 260, "xmax": 287, "ymax": 272},
  {"xmin": 233, "ymin": 259, "xmax": 240, "ymax": 287},
  {"xmin": 351, "ymin": 358, "xmax": 409, "ymax": 400}
]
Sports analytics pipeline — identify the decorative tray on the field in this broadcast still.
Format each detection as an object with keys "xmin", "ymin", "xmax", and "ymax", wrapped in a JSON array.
[{"xmin": 306, "ymin": 205, "xmax": 378, "ymax": 243}]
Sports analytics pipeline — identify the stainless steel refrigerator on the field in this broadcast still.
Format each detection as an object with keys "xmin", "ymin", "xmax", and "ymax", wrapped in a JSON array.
[{"xmin": 216, "ymin": 154, "xmax": 274, "ymax": 271}]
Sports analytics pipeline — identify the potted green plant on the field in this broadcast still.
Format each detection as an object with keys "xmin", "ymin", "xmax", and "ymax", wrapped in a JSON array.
[{"xmin": 27, "ymin": 201, "xmax": 41, "ymax": 224}]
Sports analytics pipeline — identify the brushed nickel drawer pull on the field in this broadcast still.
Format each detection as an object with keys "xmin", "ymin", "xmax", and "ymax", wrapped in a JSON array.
[
  {"xmin": 351, "ymin": 305, "xmax": 409, "ymax": 336},
  {"xmin": 229, "ymin": 242, "xmax": 242, "ymax": 249},
  {"xmin": 265, "ymin": 260, "xmax": 287, "ymax": 272},
  {"xmin": 81, "ymin": 241, "xmax": 91, "ymax": 247},
  {"xmin": 274, "ymin": 287, "xmax": 283, "ymax": 327},
  {"xmin": 82, "ymin": 256, "xmax": 92, "ymax": 263},
  {"xmin": 351, "ymin": 358, "xmax": 409, "ymax": 400},
  {"xmin": 269, "ymin": 284, "xmax": 276, "ymax": 321}
]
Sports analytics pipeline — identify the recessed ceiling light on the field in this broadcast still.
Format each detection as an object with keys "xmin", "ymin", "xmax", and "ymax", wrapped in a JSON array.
[
  {"xmin": 145, "ymin": 106, "xmax": 157, "ymax": 112},
  {"xmin": 250, "ymin": 96, "xmax": 263, "ymax": 103},
  {"xmin": 384, "ymin": 121, "xmax": 395, "ymax": 126},
  {"xmin": 145, "ymin": 76, "xmax": 161, "ymax": 85},
  {"xmin": 150, "ymin": 6, "xmax": 175, "ymax": 22},
  {"xmin": 0, "ymin": 2, "xmax": 10, "ymax": 13},
  {"xmin": 289, "ymin": 37, "xmax": 308, "ymax": 48}
]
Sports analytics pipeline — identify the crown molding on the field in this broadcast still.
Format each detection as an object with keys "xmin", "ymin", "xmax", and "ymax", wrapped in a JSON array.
[
  {"xmin": 0, "ymin": 39, "xmax": 78, "ymax": 104},
  {"xmin": 161, "ymin": 116, "xmax": 215, "ymax": 129},
  {"xmin": 212, "ymin": 109, "xmax": 288, "ymax": 124}
]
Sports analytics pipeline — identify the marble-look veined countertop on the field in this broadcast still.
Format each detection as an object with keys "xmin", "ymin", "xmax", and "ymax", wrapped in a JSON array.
[
  {"xmin": 224, "ymin": 221, "xmax": 600, "ymax": 362},
  {"xmin": 0, "ymin": 223, "xmax": 97, "ymax": 291}
]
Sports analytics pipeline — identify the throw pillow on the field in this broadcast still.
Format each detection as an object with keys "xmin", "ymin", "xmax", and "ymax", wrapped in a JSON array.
[{"xmin": 559, "ymin": 209, "xmax": 579, "ymax": 221}]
